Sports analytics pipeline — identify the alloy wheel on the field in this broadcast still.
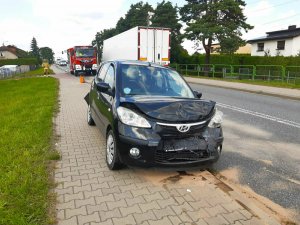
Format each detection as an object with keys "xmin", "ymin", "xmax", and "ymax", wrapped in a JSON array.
[{"xmin": 106, "ymin": 134, "xmax": 114, "ymax": 165}]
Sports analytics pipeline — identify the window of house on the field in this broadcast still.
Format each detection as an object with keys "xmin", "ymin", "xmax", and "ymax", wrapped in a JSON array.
[
  {"xmin": 277, "ymin": 41, "xmax": 285, "ymax": 50},
  {"xmin": 257, "ymin": 43, "xmax": 264, "ymax": 52}
]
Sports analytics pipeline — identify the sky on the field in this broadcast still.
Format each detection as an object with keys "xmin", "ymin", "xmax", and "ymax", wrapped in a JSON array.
[{"xmin": 0, "ymin": 0, "xmax": 299, "ymax": 58}]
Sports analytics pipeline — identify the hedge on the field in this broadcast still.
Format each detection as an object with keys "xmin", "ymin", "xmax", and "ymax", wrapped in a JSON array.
[
  {"xmin": 0, "ymin": 58, "xmax": 38, "ymax": 66},
  {"xmin": 179, "ymin": 54, "xmax": 300, "ymax": 66}
]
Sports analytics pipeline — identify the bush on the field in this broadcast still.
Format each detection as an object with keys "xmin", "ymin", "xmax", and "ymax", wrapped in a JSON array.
[
  {"xmin": 182, "ymin": 54, "xmax": 300, "ymax": 66},
  {"xmin": 0, "ymin": 58, "xmax": 38, "ymax": 66}
]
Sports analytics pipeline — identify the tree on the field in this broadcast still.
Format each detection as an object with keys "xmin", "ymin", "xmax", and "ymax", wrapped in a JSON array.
[
  {"xmin": 39, "ymin": 47, "xmax": 54, "ymax": 64},
  {"xmin": 180, "ymin": 0, "xmax": 253, "ymax": 64},
  {"xmin": 151, "ymin": 1, "xmax": 184, "ymax": 63},
  {"xmin": 30, "ymin": 37, "xmax": 40, "ymax": 62},
  {"xmin": 115, "ymin": 2, "xmax": 153, "ymax": 33},
  {"xmin": 219, "ymin": 35, "xmax": 245, "ymax": 54},
  {"xmin": 92, "ymin": 28, "xmax": 117, "ymax": 62}
]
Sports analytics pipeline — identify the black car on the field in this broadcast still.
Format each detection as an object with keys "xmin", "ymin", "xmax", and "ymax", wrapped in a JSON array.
[{"xmin": 85, "ymin": 60, "xmax": 223, "ymax": 170}]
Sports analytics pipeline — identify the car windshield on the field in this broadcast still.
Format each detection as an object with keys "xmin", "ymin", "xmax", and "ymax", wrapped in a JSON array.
[
  {"xmin": 75, "ymin": 48, "xmax": 95, "ymax": 57},
  {"xmin": 120, "ymin": 64, "xmax": 195, "ymax": 98}
]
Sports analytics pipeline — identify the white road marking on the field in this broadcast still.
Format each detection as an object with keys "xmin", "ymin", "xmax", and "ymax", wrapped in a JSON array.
[
  {"xmin": 265, "ymin": 169, "xmax": 300, "ymax": 186},
  {"xmin": 217, "ymin": 102, "xmax": 300, "ymax": 129}
]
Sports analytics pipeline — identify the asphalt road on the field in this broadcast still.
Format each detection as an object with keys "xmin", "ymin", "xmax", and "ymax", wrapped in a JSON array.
[{"xmin": 190, "ymin": 83, "xmax": 300, "ymax": 220}]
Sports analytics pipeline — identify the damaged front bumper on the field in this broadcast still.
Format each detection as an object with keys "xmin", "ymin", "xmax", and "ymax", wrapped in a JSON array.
[{"xmin": 116, "ymin": 122, "xmax": 223, "ymax": 167}]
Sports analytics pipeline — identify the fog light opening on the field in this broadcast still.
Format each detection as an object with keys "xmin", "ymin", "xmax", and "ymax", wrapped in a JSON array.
[
  {"xmin": 129, "ymin": 148, "xmax": 140, "ymax": 158},
  {"xmin": 217, "ymin": 145, "xmax": 222, "ymax": 154}
]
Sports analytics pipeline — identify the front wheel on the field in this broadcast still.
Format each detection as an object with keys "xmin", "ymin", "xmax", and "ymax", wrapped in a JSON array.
[{"xmin": 106, "ymin": 130, "xmax": 122, "ymax": 170}]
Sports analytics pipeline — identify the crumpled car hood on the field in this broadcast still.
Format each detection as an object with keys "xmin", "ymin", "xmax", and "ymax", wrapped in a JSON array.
[{"xmin": 120, "ymin": 96, "xmax": 216, "ymax": 122}]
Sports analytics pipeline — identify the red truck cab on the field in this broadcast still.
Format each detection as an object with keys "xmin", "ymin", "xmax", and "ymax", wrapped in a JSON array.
[{"xmin": 67, "ymin": 46, "xmax": 97, "ymax": 76}]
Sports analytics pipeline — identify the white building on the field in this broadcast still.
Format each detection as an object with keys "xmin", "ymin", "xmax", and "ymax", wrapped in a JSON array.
[
  {"xmin": 248, "ymin": 25, "xmax": 300, "ymax": 57},
  {"xmin": 0, "ymin": 46, "xmax": 19, "ymax": 59}
]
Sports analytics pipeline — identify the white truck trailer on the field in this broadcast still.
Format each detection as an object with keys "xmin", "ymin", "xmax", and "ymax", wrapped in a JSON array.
[{"xmin": 102, "ymin": 26, "xmax": 171, "ymax": 65}]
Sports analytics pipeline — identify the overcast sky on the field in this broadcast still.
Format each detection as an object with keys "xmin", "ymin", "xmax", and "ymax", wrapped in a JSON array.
[{"xmin": 1, "ymin": 0, "xmax": 299, "ymax": 58}]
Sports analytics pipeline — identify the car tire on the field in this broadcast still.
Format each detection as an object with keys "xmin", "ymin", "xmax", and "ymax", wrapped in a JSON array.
[
  {"xmin": 87, "ymin": 104, "xmax": 95, "ymax": 126},
  {"xmin": 106, "ymin": 130, "xmax": 122, "ymax": 170}
]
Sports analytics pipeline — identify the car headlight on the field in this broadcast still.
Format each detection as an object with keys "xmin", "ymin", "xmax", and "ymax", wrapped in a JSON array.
[
  {"xmin": 75, "ymin": 64, "xmax": 81, "ymax": 70},
  {"xmin": 208, "ymin": 109, "xmax": 223, "ymax": 128},
  {"xmin": 92, "ymin": 64, "xmax": 97, "ymax": 70},
  {"xmin": 117, "ymin": 106, "xmax": 151, "ymax": 128}
]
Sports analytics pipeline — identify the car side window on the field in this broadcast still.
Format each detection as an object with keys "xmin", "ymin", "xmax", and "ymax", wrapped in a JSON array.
[
  {"xmin": 97, "ymin": 63, "xmax": 109, "ymax": 81},
  {"xmin": 103, "ymin": 65, "xmax": 115, "ymax": 89}
]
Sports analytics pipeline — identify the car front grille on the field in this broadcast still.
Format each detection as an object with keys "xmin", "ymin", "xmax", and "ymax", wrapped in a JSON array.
[
  {"xmin": 84, "ymin": 64, "xmax": 92, "ymax": 68},
  {"xmin": 155, "ymin": 149, "xmax": 209, "ymax": 163},
  {"xmin": 156, "ymin": 123, "xmax": 207, "ymax": 138},
  {"xmin": 155, "ymin": 137, "xmax": 209, "ymax": 163}
]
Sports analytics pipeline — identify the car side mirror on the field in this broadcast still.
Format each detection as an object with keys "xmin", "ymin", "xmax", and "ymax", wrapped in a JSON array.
[
  {"xmin": 194, "ymin": 91, "xmax": 202, "ymax": 99},
  {"xmin": 96, "ymin": 82, "xmax": 110, "ymax": 92}
]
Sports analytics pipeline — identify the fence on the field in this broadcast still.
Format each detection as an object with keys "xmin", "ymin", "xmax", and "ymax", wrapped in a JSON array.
[
  {"xmin": 286, "ymin": 66, "xmax": 300, "ymax": 84},
  {"xmin": 171, "ymin": 64, "xmax": 300, "ymax": 84},
  {"xmin": 0, "ymin": 65, "xmax": 33, "ymax": 80}
]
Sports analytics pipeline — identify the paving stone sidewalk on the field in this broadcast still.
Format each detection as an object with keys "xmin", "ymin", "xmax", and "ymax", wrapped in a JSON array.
[{"xmin": 54, "ymin": 73, "xmax": 281, "ymax": 225}]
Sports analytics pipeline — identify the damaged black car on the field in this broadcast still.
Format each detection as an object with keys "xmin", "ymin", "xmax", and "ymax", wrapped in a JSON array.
[{"xmin": 85, "ymin": 60, "xmax": 223, "ymax": 170}]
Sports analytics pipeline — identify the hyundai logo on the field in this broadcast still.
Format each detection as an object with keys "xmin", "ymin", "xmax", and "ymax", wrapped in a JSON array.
[{"xmin": 176, "ymin": 125, "xmax": 190, "ymax": 133}]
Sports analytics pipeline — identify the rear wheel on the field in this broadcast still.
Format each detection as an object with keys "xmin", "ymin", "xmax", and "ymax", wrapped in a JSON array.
[
  {"xmin": 106, "ymin": 130, "xmax": 122, "ymax": 170},
  {"xmin": 87, "ymin": 104, "xmax": 95, "ymax": 126}
]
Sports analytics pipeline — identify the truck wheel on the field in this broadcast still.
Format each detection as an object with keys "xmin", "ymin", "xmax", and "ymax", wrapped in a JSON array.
[
  {"xmin": 74, "ymin": 71, "xmax": 78, "ymax": 76},
  {"xmin": 106, "ymin": 130, "xmax": 122, "ymax": 170},
  {"xmin": 87, "ymin": 104, "xmax": 95, "ymax": 126},
  {"xmin": 70, "ymin": 70, "xmax": 74, "ymax": 75}
]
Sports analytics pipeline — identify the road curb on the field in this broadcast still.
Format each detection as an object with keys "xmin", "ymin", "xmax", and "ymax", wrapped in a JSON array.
[{"xmin": 186, "ymin": 78, "xmax": 300, "ymax": 101}]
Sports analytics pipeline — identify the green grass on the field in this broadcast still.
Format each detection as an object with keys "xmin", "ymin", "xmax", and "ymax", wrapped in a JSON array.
[
  {"xmin": 0, "ymin": 77, "xmax": 58, "ymax": 225},
  {"xmin": 184, "ymin": 75, "xmax": 300, "ymax": 89},
  {"xmin": 21, "ymin": 67, "xmax": 55, "ymax": 77}
]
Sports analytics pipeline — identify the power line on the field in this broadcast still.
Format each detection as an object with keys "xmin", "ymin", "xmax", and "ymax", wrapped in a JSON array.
[
  {"xmin": 263, "ymin": 12, "xmax": 300, "ymax": 25},
  {"xmin": 246, "ymin": 0, "xmax": 265, "ymax": 6},
  {"xmin": 247, "ymin": 0, "xmax": 299, "ymax": 12}
]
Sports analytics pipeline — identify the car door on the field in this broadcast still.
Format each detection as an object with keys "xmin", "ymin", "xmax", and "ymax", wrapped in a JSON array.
[
  {"xmin": 90, "ymin": 62, "xmax": 110, "ymax": 130},
  {"xmin": 99, "ymin": 64, "xmax": 115, "ymax": 130}
]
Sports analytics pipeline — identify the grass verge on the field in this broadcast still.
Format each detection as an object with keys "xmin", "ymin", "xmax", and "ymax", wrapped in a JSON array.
[
  {"xmin": 0, "ymin": 77, "xmax": 59, "ymax": 225},
  {"xmin": 184, "ymin": 75, "xmax": 300, "ymax": 89},
  {"xmin": 21, "ymin": 67, "xmax": 55, "ymax": 77},
  {"xmin": 1, "ymin": 67, "xmax": 55, "ymax": 80}
]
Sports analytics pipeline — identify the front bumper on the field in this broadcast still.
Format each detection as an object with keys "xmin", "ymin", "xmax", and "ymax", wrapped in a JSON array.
[
  {"xmin": 75, "ymin": 64, "xmax": 97, "ymax": 74},
  {"xmin": 75, "ymin": 68, "xmax": 96, "ymax": 73},
  {"xmin": 116, "ymin": 123, "xmax": 223, "ymax": 167}
]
